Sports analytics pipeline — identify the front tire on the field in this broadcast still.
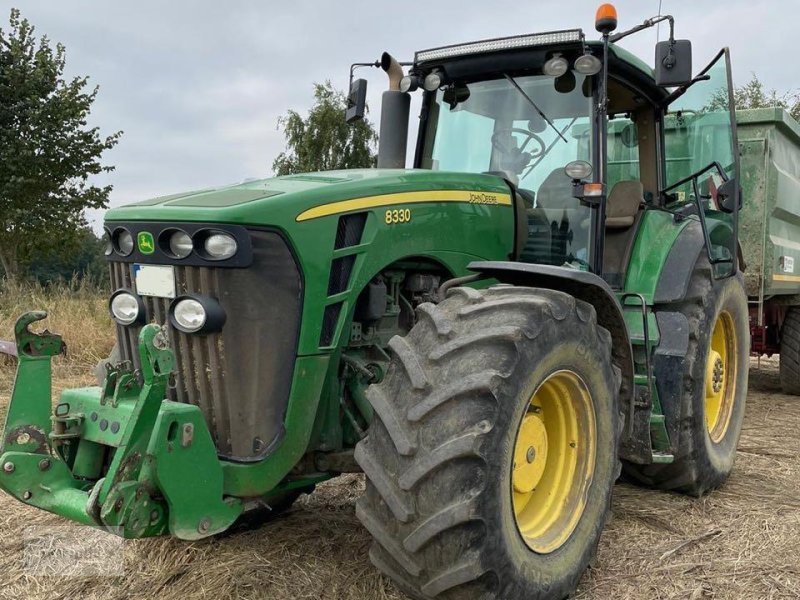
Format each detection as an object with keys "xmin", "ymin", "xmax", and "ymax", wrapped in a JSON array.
[{"xmin": 355, "ymin": 285, "xmax": 621, "ymax": 599}]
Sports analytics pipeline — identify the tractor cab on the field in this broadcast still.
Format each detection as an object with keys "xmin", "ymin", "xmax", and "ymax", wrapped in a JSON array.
[{"xmin": 349, "ymin": 6, "xmax": 741, "ymax": 287}]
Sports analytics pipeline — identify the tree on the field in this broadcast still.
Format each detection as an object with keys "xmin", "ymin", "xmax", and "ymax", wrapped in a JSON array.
[
  {"xmin": 21, "ymin": 227, "xmax": 107, "ymax": 286},
  {"xmin": 272, "ymin": 81, "xmax": 377, "ymax": 175},
  {"xmin": 708, "ymin": 74, "xmax": 800, "ymax": 121},
  {"xmin": 0, "ymin": 9, "xmax": 121, "ymax": 281}
]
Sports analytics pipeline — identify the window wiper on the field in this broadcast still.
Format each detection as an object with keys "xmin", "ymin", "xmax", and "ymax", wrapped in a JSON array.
[{"xmin": 503, "ymin": 73, "xmax": 567, "ymax": 143}]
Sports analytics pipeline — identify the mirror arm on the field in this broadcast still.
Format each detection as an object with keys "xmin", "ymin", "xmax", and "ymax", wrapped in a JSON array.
[
  {"xmin": 661, "ymin": 74, "xmax": 712, "ymax": 106},
  {"xmin": 347, "ymin": 59, "xmax": 414, "ymax": 110},
  {"xmin": 609, "ymin": 14, "xmax": 673, "ymax": 44}
]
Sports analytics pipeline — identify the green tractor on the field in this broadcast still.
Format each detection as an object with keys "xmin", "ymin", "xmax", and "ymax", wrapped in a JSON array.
[{"xmin": 1, "ymin": 5, "xmax": 750, "ymax": 599}]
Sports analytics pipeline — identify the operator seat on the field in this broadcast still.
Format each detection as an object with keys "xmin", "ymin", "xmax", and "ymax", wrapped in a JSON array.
[
  {"xmin": 536, "ymin": 168, "xmax": 580, "ymax": 210},
  {"xmin": 519, "ymin": 169, "xmax": 578, "ymax": 265},
  {"xmin": 603, "ymin": 180, "xmax": 644, "ymax": 288}
]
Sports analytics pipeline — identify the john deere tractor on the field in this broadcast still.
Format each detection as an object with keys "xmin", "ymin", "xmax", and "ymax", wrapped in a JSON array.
[{"xmin": 1, "ymin": 5, "xmax": 749, "ymax": 599}]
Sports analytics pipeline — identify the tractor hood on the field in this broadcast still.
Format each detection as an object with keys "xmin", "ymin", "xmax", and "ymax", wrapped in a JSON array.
[{"xmin": 105, "ymin": 168, "xmax": 512, "ymax": 227}]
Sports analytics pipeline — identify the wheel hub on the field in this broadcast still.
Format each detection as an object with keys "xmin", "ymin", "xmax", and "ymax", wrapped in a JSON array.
[
  {"xmin": 705, "ymin": 350, "xmax": 724, "ymax": 397},
  {"xmin": 512, "ymin": 413, "xmax": 548, "ymax": 494},
  {"xmin": 512, "ymin": 370, "xmax": 596, "ymax": 554},
  {"xmin": 704, "ymin": 310, "xmax": 738, "ymax": 442}
]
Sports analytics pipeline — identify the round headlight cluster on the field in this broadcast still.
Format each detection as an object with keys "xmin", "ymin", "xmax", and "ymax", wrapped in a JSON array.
[
  {"xmin": 111, "ymin": 289, "xmax": 225, "ymax": 335},
  {"xmin": 104, "ymin": 226, "xmax": 241, "ymax": 261},
  {"xmin": 109, "ymin": 291, "xmax": 143, "ymax": 326},
  {"xmin": 543, "ymin": 51, "xmax": 603, "ymax": 78}
]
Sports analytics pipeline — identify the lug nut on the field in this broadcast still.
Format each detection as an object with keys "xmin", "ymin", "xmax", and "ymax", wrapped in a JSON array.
[
  {"xmin": 526, "ymin": 447, "xmax": 536, "ymax": 463},
  {"xmin": 38, "ymin": 459, "xmax": 51, "ymax": 471},
  {"xmin": 22, "ymin": 491, "xmax": 32, "ymax": 500},
  {"xmin": 2, "ymin": 462, "xmax": 14, "ymax": 473}
]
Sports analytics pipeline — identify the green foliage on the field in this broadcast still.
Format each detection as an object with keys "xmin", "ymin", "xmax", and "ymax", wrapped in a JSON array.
[
  {"xmin": 709, "ymin": 74, "xmax": 800, "ymax": 121},
  {"xmin": 22, "ymin": 227, "xmax": 107, "ymax": 286},
  {"xmin": 0, "ymin": 8, "xmax": 121, "ymax": 281},
  {"xmin": 272, "ymin": 81, "xmax": 377, "ymax": 175}
]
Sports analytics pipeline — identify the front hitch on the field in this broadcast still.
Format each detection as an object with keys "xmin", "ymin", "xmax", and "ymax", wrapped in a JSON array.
[
  {"xmin": 0, "ymin": 312, "xmax": 241, "ymax": 539},
  {"xmin": 2, "ymin": 312, "xmax": 65, "ymax": 455}
]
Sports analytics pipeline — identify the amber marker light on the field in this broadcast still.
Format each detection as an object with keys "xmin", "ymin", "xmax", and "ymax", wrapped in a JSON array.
[
  {"xmin": 595, "ymin": 3, "xmax": 618, "ymax": 34},
  {"xmin": 583, "ymin": 183, "xmax": 604, "ymax": 197}
]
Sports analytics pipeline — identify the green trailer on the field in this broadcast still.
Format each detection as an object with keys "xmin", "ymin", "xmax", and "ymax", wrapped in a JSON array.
[
  {"xmin": 736, "ymin": 108, "xmax": 800, "ymax": 392},
  {"xmin": 606, "ymin": 106, "xmax": 800, "ymax": 392}
]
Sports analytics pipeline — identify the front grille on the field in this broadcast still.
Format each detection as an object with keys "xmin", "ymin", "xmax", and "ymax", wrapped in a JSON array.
[{"xmin": 109, "ymin": 230, "xmax": 302, "ymax": 462}]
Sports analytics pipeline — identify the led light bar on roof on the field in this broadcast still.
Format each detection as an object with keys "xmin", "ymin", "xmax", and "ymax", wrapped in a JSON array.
[{"xmin": 415, "ymin": 29, "xmax": 583, "ymax": 64}]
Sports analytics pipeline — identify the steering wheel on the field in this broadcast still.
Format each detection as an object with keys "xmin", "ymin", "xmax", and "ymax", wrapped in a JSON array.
[{"xmin": 491, "ymin": 128, "xmax": 547, "ymax": 174}]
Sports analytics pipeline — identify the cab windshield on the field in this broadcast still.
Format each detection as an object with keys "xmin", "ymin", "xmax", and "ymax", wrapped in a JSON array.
[{"xmin": 420, "ymin": 73, "xmax": 595, "ymax": 265}]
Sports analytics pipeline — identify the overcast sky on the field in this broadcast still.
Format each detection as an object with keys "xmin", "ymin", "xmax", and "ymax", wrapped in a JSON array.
[{"xmin": 4, "ymin": 1, "xmax": 798, "ymax": 229}]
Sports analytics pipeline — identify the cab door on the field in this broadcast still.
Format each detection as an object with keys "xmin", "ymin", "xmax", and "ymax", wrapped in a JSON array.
[{"xmin": 661, "ymin": 48, "xmax": 740, "ymax": 278}]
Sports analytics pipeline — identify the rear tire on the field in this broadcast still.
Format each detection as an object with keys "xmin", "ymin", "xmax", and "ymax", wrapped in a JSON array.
[
  {"xmin": 355, "ymin": 285, "xmax": 621, "ymax": 599},
  {"xmin": 624, "ymin": 259, "xmax": 749, "ymax": 496},
  {"xmin": 779, "ymin": 307, "xmax": 800, "ymax": 395}
]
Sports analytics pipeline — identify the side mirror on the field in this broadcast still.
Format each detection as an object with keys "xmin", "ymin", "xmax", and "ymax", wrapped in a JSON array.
[
  {"xmin": 655, "ymin": 39, "xmax": 693, "ymax": 87},
  {"xmin": 717, "ymin": 177, "xmax": 742, "ymax": 213},
  {"xmin": 345, "ymin": 78, "xmax": 368, "ymax": 123}
]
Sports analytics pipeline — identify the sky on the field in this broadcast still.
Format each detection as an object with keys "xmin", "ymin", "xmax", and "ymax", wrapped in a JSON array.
[{"xmin": 3, "ymin": 1, "xmax": 798, "ymax": 230}]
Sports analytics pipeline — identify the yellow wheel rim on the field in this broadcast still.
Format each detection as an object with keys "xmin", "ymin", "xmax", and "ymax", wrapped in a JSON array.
[
  {"xmin": 512, "ymin": 370, "xmax": 596, "ymax": 554},
  {"xmin": 705, "ymin": 310, "xmax": 737, "ymax": 442}
]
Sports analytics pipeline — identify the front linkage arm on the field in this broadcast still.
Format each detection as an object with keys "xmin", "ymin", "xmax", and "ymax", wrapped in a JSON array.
[
  {"xmin": 0, "ymin": 313, "xmax": 241, "ymax": 538},
  {"xmin": 2, "ymin": 312, "xmax": 65, "ymax": 456}
]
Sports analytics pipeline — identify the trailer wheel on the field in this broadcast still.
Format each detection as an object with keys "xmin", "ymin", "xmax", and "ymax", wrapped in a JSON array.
[
  {"xmin": 779, "ymin": 307, "xmax": 800, "ymax": 395},
  {"xmin": 355, "ymin": 285, "xmax": 620, "ymax": 599},
  {"xmin": 624, "ymin": 258, "xmax": 749, "ymax": 496}
]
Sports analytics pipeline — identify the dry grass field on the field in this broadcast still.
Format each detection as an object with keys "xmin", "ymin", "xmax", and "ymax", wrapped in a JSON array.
[{"xmin": 0, "ymin": 287, "xmax": 798, "ymax": 600}]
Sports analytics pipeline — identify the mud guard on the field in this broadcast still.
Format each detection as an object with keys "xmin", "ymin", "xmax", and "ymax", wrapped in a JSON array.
[{"xmin": 466, "ymin": 261, "xmax": 636, "ymax": 443}]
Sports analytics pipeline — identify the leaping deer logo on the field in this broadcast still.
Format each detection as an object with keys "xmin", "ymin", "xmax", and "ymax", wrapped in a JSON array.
[{"xmin": 137, "ymin": 232, "xmax": 155, "ymax": 255}]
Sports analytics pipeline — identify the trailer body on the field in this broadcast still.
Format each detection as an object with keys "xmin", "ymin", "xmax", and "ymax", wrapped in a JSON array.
[{"xmin": 736, "ymin": 108, "xmax": 800, "ymax": 355}]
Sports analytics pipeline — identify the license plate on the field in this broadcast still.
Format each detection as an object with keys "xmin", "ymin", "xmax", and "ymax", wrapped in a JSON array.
[{"xmin": 133, "ymin": 264, "xmax": 176, "ymax": 299}]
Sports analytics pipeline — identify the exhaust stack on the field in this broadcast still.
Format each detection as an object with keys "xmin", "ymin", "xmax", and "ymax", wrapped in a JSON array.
[{"xmin": 377, "ymin": 52, "xmax": 410, "ymax": 169}]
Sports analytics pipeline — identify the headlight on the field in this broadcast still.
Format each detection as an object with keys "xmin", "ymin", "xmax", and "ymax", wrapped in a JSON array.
[
  {"xmin": 203, "ymin": 232, "xmax": 237, "ymax": 260},
  {"xmin": 109, "ymin": 290, "xmax": 143, "ymax": 326},
  {"xmin": 574, "ymin": 53, "xmax": 602, "ymax": 76},
  {"xmin": 399, "ymin": 75, "xmax": 419, "ymax": 93},
  {"xmin": 564, "ymin": 160, "xmax": 593, "ymax": 180},
  {"xmin": 168, "ymin": 230, "xmax": 193, "ymax": 259},
  {"xmin": 172, "ymin": 298, "xmax": 206, "ymax": 332},
  {"xmin": 543, "ymin": 54, "xmax": 569, "ymax": 77},
  {"xmin": 102, "ymin": 229, "xmax": 113, "ymax": 256},
  {"xmin": 423, "ymin": 71, "xmax": 443, "ymax": 91},
  {"xmin": 114, "ymin": 228, "xmax": 134, "ymax": 256},
  {"xmin": 169, "ymin": 295, "xmax": 226, "ymax": 334}
]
